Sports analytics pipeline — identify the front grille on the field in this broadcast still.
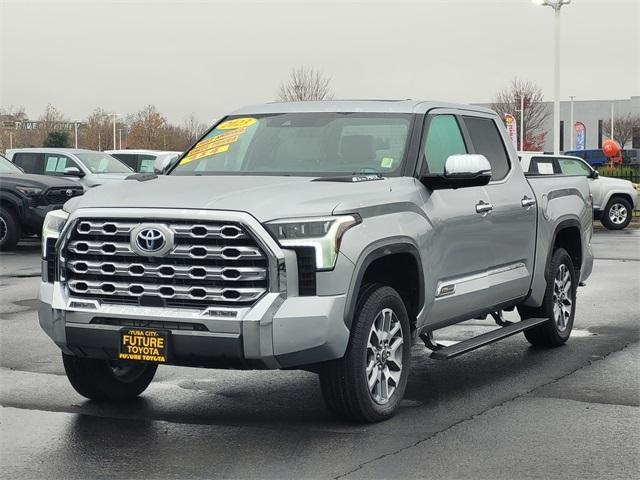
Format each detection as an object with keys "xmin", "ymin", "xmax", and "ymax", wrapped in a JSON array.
[
  {"xmin": 44, "ymin": 187, "xmax": 83, "ymax": 206},
  {"xmin": 91, "ymin": 317, "xmax": 208, "ymax": 331},
  {"xmin": 63, "ymin": 218, "xmax": 269, "ymax": 308}
]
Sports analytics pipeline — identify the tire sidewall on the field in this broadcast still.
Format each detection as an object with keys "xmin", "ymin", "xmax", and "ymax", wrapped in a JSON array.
[
  {"xmin": 348, "ymin": 285, "xmax": 411, "ymax": 420},
  {"xmin": 0, "ymin": 208, "xmax": 19, "ymax": 250},
  {"xmin": 602, "ymin": 198, "xmax": 632, "ymax": 230},
  {"xmin": 543, "ymin": 249, "xmax": 576, "ymax": 342}
]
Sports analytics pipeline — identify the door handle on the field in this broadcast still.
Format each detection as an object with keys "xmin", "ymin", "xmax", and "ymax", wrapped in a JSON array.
[
  {"xmin": 521, "ymin": 196, "xmax": 537, "ymax": 208},
  {"xmin": 475, "ymin": 200, "xmax": 493, "ymax": 214}
]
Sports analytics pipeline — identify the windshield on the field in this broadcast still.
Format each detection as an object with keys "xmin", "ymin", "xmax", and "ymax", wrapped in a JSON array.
[
  {"xmin": 171, "ymin": 113, "xmax": 412, "ymax": 176},
  {"xmin": 74, "ymin": 152, "xmax": 133, "ymax": 174},
  {"xmin": 0, "ymin": 155, "xmax": 23, "ymax": 174}
]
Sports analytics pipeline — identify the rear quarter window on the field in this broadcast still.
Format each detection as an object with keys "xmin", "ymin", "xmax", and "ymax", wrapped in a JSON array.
[{"xmin": 13, "ymin": 153, "xmax": 44, "ymax": 174}]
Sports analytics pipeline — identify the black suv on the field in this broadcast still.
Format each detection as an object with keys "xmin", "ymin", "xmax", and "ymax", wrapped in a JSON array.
[{"xmin": 0, "ymin": 154, "xmax": 83, "ymax": 250}]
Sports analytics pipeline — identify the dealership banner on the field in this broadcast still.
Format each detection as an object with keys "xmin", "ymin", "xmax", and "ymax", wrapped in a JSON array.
[
  {"xmin": 504, "ymin": 114, "xmax": 518, "ymax": 149},
  {"xmin": 575, "ymin": 122, "xmax": 586, "ymax": 150}
]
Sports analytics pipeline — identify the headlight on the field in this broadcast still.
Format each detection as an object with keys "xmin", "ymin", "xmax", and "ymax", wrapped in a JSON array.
[
  {"xmin": 265, "ymin": 215, "xmax": 361, "ymax": 270},
  {"xmin": 42, "ymin": 209, "xmax": 69, "ymax": 258},
  {"xmin": 15, "ymin": 186, "xmax": 43, "ymax": 197}
]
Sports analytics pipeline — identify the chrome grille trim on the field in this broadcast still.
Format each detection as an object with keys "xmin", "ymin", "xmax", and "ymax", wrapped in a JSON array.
[
  {"xmin": 68, "ymin": 279, "xmax": 265, "ymax": 303},
  {"xmin": 67, "ymin": 259, "xmax": 267, "ymax": 281},
  {"xmin": 60, "ymin": 211, "xmax": 277, "ymax": 308}
]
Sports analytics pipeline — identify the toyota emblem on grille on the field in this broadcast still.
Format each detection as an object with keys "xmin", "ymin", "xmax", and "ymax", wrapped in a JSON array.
[
  {"xmin": 136, "ymin": 228, "xmax": 165, "ymax": 252},
  {"xmin": 130, "ymin": 224, "xmax": 174, "ymax": 257},
  {"xmin": 65, "ymin": 189, "xmax": 74, "ymax": 197}
]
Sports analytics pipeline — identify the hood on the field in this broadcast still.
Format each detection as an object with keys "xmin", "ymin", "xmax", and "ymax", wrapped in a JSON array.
[
  {"xmin": 0, "ymin": 173, "xmax": 82, "ymax": 189},
  {"xmin": 92, "ymin": 173, "xmax": 133, "ymax": 181},
  {"xmin": 599, "ymin": 175, "xmax": 636, "ymax": 190},
  {"xmin": 65, "ymin": 175, "xmax": 392, "ymax": 222}
]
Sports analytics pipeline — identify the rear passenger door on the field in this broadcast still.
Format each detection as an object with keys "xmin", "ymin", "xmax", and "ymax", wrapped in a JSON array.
[
  {"xmin": 13, "ymin": 153, "xmax": 44, "ymax": 174},
  {"xmin": 417, "ymin": 113, "xmax": 493, "ymax": 324},
  {"xmin": 463, "ymin": 115, "xmax": 536, "ymax": 305}
]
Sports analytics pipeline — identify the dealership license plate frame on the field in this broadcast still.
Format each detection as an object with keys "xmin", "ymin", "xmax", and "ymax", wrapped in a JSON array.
[{"xmin": 118, "ymin": 327, "xmax": 169, "ymax": 364}]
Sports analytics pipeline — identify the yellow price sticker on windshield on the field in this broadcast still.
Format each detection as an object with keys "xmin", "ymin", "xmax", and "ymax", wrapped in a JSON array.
[
  {"xmin": 217, "ymin": 117, "xmax": 257, "ymax": 130},
  {"xmin": 180, "ymin": 144, "xmax": 229, "ymax": 165}
]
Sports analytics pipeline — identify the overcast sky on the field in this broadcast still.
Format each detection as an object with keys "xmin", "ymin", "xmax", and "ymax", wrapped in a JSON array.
[{"xmin": 1, "ymin": 0, "xmax": 638, "ymax": 124}]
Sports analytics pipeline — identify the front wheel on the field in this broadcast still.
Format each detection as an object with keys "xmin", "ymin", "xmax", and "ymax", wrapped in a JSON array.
[
  {"xmin": 0, "ymin": 207, "xmax": 20, "ymax": 251},
  {"xmin": 319, "ymin": 284, "xmax": 411, "ymax": 423},
  {"xmin": 519, "ymin": 248, "xmax": 576, "ymax": 347},
  {"xmin": 62, "ymin": 353, "xmax": 157, "ymax": 401},
  {"xmin": 601, "ymin": 197, "xmax": 632, "ymax": 230}
]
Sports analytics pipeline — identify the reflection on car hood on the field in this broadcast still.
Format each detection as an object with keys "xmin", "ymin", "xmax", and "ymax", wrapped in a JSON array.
[{"xmin": 65, "ymin": 175, "xmax": 392, "ymax": 222}]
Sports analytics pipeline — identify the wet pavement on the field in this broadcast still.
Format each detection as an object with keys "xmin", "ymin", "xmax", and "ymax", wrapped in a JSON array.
[{"xmin": 1, "ymin": 231, "xmax": 639, "ymax": 479}]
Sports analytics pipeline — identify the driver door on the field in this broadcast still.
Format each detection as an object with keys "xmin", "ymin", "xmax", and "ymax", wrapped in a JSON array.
[{"xmin": 416, "ymin": 113, "xmax": 493, "ymax": 325}]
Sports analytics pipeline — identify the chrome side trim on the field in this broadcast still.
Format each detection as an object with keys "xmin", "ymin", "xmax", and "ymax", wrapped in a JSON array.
[{"xmin": 435, "ymin": 262, "xmax": 527, "ymax": 299}]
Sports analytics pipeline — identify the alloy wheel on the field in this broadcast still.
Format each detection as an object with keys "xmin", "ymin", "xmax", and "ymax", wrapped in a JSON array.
[
  {"xmin": 366, "ymin": 308, "xmax": 403, "ymax": 405},
  {"xmin": 552, "ymin": 263, "xmax": 573, "ymax": 332},
  {"xmin": 608, "ymin": 203, "xmax": 628, "ymax": 225}
]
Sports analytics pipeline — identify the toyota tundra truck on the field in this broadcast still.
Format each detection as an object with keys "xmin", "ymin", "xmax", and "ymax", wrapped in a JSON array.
[{"xmin": 39, "ymin": 101, "xmax": 594, "ymax": 423}]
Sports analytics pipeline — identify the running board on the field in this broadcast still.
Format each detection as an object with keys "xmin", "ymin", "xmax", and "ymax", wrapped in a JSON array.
[{"xmin": 430, "ymin": 317, "xmax": 549, "ymax": 360}]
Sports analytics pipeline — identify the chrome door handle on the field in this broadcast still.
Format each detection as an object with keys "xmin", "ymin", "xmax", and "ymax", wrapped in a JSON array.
[
  {"xmin": 521, "ymin": 196, "xmax": 537, "ymax": 208},
  {"xmin": 475, "ymin": 201, "xmax": 493, "ymax": 214}
]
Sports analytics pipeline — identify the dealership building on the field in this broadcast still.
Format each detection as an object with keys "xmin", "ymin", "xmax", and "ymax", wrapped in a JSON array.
[{"xmin": 478, "ymin": 95, "xmax": 639, "ymax": 153}]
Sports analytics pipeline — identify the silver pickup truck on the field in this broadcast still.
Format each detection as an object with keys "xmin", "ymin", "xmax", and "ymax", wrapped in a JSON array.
[{"xmin": 39, "ymin": 100, "xmax": 594, "ymax": 423}]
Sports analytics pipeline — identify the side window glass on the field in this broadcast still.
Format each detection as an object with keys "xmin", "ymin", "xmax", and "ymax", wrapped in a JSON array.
[
  {"xmin": 137, "ymin": 154, "xmax": 157, "ymax": 173},
  {"xmin": 422, "ymin": 115, "xmax": 467, "ymax": 174},
  {"xmin": 531, "ymin": 157, "xmax": 556, "ymax": 175},
  {"xmin": 44, "ymin": 154, "xmax": 79, "ymax": 175},
  {"xmin": 558, "ymin": 158, "xmax": 591, "ymax": 176},
  {"xmin": 13, "ymin": 153, "xmax": 43, "ymax": 174},
  {"xmin": 464, "ymin": 117, "xmax": 511, "ymax": 180}
]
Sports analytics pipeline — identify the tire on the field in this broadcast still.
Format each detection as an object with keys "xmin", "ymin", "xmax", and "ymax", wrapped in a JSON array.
[
  {"xmin": 518, "ymin": 248, "xmax": 576, "ymax": 348},
  {"xmin": 0, "ymin": 207, "xmax": 20, "ymax": 251},
  {"xmin": 62, "ymin": 353, "xmax": 158, "ymax": 401},
  {"xmin": 319, "ymin": 284, "xmax": 412, "ymax": 423},
  {"xmin": 600, "ymin": 197, "xmax": 632, "ymax": 230}
]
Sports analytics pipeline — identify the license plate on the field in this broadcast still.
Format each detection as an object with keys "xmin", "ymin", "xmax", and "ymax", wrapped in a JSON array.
[{"xmin": 119, "ymin": 328, "xmax": 169, "ymax": 363}]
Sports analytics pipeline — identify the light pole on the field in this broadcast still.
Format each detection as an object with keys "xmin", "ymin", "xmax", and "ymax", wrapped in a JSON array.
[
  {"xmin": 569, "ymin": 95, "xmax": 575, "ymax": 149},
  {"xmin": 533, "ymin": 0, "xmax": 571, "ymax": 155},
  {"xmin": 74, "ymin": 121, "xmax": 79, "ymax": 149},
  {"xmin": 110, "ymin": 113, "xmax": 121, "ymax": 150}
]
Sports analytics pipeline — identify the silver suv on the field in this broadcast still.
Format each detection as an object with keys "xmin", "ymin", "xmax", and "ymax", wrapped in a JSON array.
[{"xmin": 38, "ymin": 101, "xmax": 594, "ymax": 422}]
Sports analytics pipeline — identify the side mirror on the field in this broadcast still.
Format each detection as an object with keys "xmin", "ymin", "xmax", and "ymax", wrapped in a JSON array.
[
  {"xmin": 421, "ymin": 154, "xmax": 492, "ymax": 190},
  {"xmin": 63, "ymin": 166, "xmax": 85, "ymax": 178},
  {"xmin": 590, "ymin": 170, "xmax": 599, "ymax": 179},
  {"xmin": 153, "ymin": 154, "xmax": 179, "ymax": 174}
]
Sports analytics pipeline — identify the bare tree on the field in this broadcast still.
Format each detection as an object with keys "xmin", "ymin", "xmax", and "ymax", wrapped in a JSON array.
[
  {"xmin": 183, "ymin": 113, "xmax": 208, "ymax": 144},
  {"xmin": 83, "ymin": 108, "xmax": 113, "ymax": 151},
  {"xmin": 601, "ymin": 113, "xmax": 640, "ymax": 149},
  {"xmin": 491, "ymin": 78, "xmax": 550, "ymax": 151},
  {"xmin": 277, "ymin": 66, "xmax": 333, "ymax": 102},
  {"xmin": 126, "ymin": 105, "xmax": 167, "ymax": 149},
  {"xmin": 0, "ymin": 105, "xmax": 27, "ymax": 150}
]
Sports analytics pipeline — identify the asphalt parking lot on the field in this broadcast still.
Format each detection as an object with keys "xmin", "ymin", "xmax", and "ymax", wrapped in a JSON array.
[{"xmin": 1, "ymin": 229, "xmax": 639, "ymax": 480}]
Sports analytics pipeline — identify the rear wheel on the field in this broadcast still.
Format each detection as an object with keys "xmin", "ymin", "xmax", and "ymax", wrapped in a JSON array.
[
  {"xmin": 0, "ymin": 207, "xmax": 20, "ymax": 251},
  {"xmin": 62, "ymin": 353, "xmax": 157, "ymax": 401},
  {"xmin": 319, "ymin": 284, "xmax": 411, "ymax": 423},
  {"xmin": 600, "ymin": 197, "xmax": 632, "ymax": 230},
  {"xmin": 519, "ymin": 248, "xmax": 576, "ymax": 347}
]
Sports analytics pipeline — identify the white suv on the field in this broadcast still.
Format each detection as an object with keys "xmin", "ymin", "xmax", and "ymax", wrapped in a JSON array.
[{"xmin": 520, "ymin": 152, "xmax": 638, "ymax": 230}]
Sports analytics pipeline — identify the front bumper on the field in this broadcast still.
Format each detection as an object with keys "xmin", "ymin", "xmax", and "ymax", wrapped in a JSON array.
[{"xmin": 38, "ymin": 257, "xmax": 352, "ymax": 370}]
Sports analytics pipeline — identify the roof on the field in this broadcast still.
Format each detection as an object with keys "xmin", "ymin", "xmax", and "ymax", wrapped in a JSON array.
[
  {"xmin": 6, "ymin": 148, "xmax": 101, "ymax": 154},
  {"xmin": 230, "ymin": 100, "xmax": 496, "ymax": 116},
  {"xmin": 105, "ymin": 149, "xmax": 181, "ymax": 155}
]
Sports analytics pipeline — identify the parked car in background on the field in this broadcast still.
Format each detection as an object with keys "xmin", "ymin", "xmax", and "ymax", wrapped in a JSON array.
[
  {"xmin": 562, "ymin": 148, "xmax": 640, "ymax": 167},
  {"xmin": 105, "ymin": 149, "xmax": 181, "ymax": 173},
  {"xmin": 40, "ymin": 100, "xmax": 594, "ymax": 423},
  {"xmin": 6, "ymin": 148, "xmax": 133, "ymax": 189},
  {"xmin": 520, "ymin": 152, "xmax": 639, "ymax": 230},
  {"xmin": 0, "ymin": 153, "xmax": 83, "ymax": 250}
]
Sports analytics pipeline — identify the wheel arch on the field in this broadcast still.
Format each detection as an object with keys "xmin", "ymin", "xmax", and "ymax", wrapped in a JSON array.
[
  {"xmin": 344, "ymin": 240, "xmax": 424, "ymax": 331},
  {"xmin": 549, "ymin": 218, "xmax": 582, "ymax": 277}
]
